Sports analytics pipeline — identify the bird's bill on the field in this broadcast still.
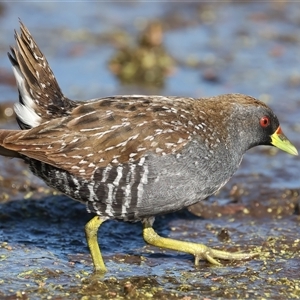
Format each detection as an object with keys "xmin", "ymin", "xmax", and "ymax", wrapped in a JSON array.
[{"xmin": 271, "ymin": 126, "xmax": 298, "ymax": 155}]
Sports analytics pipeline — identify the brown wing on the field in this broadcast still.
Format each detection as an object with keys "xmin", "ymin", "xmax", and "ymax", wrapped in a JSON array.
[{"xmin": 3, "ymin": 96, "xmax": 199, "ymax": 179}]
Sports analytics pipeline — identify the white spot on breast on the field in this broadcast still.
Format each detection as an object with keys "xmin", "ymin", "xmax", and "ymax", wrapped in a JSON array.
[
  {"xmin": 87, "ymin": 181, "xmax": 96, "ymax": 202},
  {"xmin": 113, "ymin": 165, "xmax": 123, "ymax": 186},
  {"xmin": 137, "ymin": 163, "xmax": 149, "ymax": 206},
  {"xmin": 138, "ymin": 157, "xmax": 146, "ymax": 166},
  {"xmin": 102, "ymin": 164, "xmax": 112, "ymax": 182}
]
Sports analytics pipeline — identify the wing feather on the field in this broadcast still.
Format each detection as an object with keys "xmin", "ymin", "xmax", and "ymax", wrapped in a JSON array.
[{"xmin": 3, "ymin": 97, "xmax": 196, "ymax": 179}]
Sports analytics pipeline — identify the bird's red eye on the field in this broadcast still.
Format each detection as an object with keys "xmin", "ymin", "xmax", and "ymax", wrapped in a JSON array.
[{"xmin": 260, "ymin": 116, "xmax": 270, "ymax": 128}]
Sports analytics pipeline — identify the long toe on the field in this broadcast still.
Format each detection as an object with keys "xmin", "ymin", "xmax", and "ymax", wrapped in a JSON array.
[{"xmin": 194, "ymin": 245, "xmax": 259, "ymax": 266}]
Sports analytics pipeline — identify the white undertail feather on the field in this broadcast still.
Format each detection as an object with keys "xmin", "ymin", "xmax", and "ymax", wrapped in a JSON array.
[{"xmin": 12, "ymin": 65, "xmax": 42, "ymax": 128}]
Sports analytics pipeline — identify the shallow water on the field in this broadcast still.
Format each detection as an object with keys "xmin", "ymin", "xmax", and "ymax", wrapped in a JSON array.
[{"xmin": 0, "ymin": 2, "xmax": 299, "ymax": 299}]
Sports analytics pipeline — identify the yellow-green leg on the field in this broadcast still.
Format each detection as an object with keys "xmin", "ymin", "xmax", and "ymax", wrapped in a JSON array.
[
  {"xmin": 142, "ymin": 218, "xmax": 258, "ymax": 266},
  {"xmin": 85, "ymin": 216, "xmax": 107, "ymax": 273}
]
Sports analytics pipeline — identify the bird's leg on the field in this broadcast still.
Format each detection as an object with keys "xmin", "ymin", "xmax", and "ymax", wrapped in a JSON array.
[
  {"xmin": 85, "ymin": 216, "xmax": 107, "ymax": 273},
  {"xmin": 142, "ymin": 218, "xmax": 258, "ymax": 266}
]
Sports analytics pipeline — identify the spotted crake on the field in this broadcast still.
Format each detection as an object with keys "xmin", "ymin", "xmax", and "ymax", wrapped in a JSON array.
[{"xmin": 0, "ymin": 22, "xmax": 297, "ymax": 273}]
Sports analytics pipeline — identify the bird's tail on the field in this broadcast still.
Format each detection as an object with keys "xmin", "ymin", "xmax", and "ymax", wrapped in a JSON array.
[
  {"xmin": 0, "ymin": 130, "xmax": 20, "ymax": 158},
  {"xmin": 8, "ymin": 21, "xmax": 77, "ymax": 129}
]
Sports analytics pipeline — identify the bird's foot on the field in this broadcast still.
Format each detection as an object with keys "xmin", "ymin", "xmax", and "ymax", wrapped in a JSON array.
[
  {"xmin": 142, "ymin": 218, "xmax": 258, "ymax": 267},
  {"xmin": 193, "ymin": 244, "xmax": 258, "ymax": 266}
]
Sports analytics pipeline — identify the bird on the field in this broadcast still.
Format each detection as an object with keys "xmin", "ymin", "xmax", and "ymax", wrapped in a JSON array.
[{"xmin": 0, "ymin": 22, "xmax": 298, "ymax": 274}]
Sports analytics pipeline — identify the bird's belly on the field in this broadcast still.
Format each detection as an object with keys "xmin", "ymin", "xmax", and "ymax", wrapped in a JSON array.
[{"xmin": 26, "ymin": 146, "xmax": 240, "ymax": 222}]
